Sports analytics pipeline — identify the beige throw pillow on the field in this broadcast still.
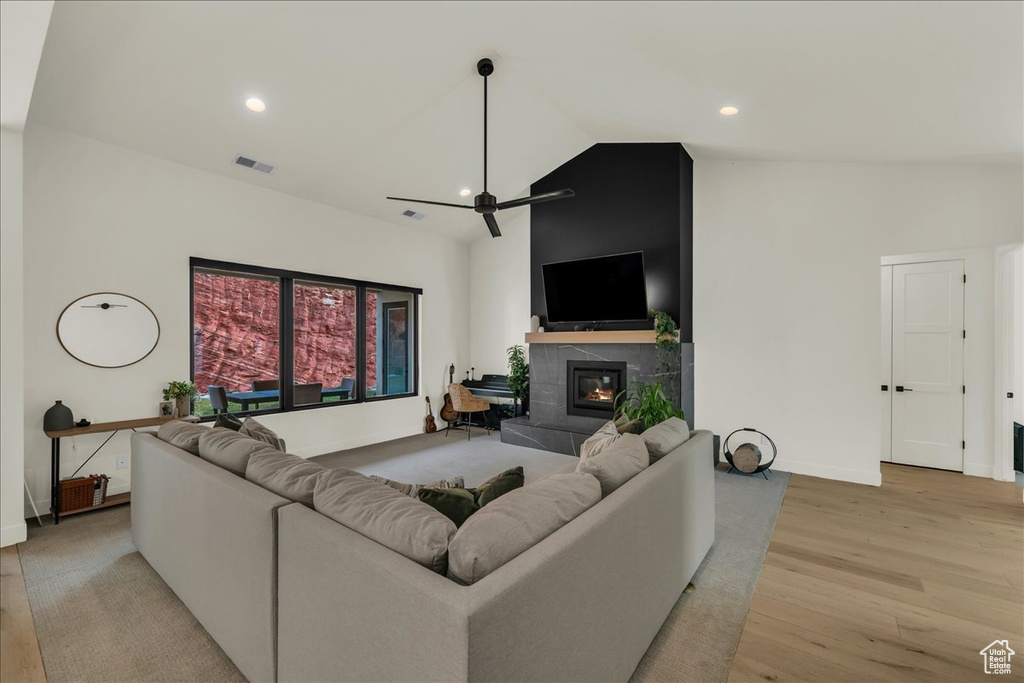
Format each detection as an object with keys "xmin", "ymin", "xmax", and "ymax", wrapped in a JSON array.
[
  {"xmin": 240, "ymin": 417, "xmax": 286, "ymax": 451},
  {"xmin": 246, "ymin": 450, "xmax": 327, "ymax": 506},
  {"xmin": 198, "ymin": 428, "xmax": 278, "ymax": 477},
  {"xmin": 314, "ymin": 468, "xmax": 457, "ymax": 573},
  {"xmin": 576, "ymin": 432, "xmax": 649, "ymax": 496},
  {"xmin": 579, "ymin": 421, "xmax": 620, "ymax": 462},
  {"xmin": 641, "ymin": 417, "xmax": 691, "ymax": 462},
  {"xmin": 369, "ymin": 475, "xmax": 465, "ymax": 498},
  {"xmin": 447, "ymin": 473, "xmax": 602, "ymax": 585}
]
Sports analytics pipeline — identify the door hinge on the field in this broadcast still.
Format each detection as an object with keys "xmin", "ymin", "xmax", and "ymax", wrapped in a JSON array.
[
  {"xmin": 962, "ymin": 440, "xmax": 965, "ymax": 450},
  {"xmin": 962, "ymin": 330, "xmax": 966, "ymax": 339},
  {"xmin": 963, "ymin": 274, "xmax": 967, "ymax": 283},
  {"xmin": 962, "ymin": 385, "xmax": 965, "ymax": 394}
]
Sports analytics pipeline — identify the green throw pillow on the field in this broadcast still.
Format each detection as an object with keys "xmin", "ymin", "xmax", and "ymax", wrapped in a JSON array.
[
  {"xmin": 417, "ymin": 487, "xmax": 478, "ymax": 527},
  {"xmin": 416, "ymin": 466, "xmax": 525, "ymax": 527},
  {"xmin": 473, "ymin": 466, "xmax": 524, "ymax": 507},
  {"xmin": 214, "ymin": 413, "xmax": 244, "ymax": 431}
]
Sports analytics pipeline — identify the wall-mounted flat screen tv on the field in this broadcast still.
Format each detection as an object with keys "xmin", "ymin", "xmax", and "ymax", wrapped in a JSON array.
[{"xmin": 542, "ymin": 251, "xmax": 649, "ymax": 323}]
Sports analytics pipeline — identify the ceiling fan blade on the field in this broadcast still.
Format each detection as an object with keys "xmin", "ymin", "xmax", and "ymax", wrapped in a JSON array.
[
  {"xmin": 386, "ymin": 196, "xmax": 474, "ymax": 209},
  {"xmin": 483, "ymin": 213, "xmax": 501, "ymax": 238},
  {"xmin": 495, "ymin": 189, "xmax": 575, "ymax": 211}
]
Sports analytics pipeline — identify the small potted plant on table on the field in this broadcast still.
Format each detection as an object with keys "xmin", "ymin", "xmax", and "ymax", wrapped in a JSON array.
[
  {"xmin": 163, "ymin": 381, "xmax": 198, "ymax": 418},
  {"xmin": 507, "ymin": 345, "xmax": 529, "ymax": 417}
]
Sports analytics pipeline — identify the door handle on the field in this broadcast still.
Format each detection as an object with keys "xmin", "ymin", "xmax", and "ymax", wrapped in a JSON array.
[{"xmin": 895, "ymin": 386, "xmax": 913, "ymax": 392}]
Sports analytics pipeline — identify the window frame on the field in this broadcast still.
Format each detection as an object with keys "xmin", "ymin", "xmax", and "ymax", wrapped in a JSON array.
[{"xmin": 190, "ymin": 257, "xmax": 421, "ymax": 420}]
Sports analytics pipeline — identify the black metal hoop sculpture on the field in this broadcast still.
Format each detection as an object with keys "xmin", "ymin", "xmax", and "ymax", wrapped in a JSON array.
[{"xmin": 723, "ymin": 427, "xmax": 777, "ymax": 479}]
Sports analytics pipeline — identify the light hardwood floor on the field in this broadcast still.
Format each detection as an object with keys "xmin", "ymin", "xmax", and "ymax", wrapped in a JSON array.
[
  {"xmin": 730, "ymin": 463, "xmax": 1024, "ymax": 682},
  {"xmin": 0, "ymin": 545, "xmax": 46, "ymax": 683}
]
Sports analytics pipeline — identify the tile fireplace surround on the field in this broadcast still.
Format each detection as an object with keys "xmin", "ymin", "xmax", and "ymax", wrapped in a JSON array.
[{"xmin": 501, "ymin": 332, "xmax": 695, "ymax": 456}]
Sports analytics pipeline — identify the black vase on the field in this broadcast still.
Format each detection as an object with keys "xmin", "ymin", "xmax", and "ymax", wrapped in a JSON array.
[{"xmin": 44, "ymin": 400, "xmax": 74, "ymax": 432}]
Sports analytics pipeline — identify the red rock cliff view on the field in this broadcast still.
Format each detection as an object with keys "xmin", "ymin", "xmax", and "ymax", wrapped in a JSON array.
[{"xmin": 193, "ymin": 273, "xmax": 376, "ymax": 393}]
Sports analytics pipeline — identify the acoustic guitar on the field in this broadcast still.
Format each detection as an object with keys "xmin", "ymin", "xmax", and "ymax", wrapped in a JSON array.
[
  {"xmin": 424, "ymin": 397, "xmax": 437, "ymax": 434},
  {"xmin": 439, "ymin": 364, "xmax": 458, "ymax": 423}
]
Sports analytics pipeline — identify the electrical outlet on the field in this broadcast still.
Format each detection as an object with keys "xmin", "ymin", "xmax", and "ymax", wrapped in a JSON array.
[{"xmin": 116, "ymin": 456, "xmax": 128, "ymax": 470}]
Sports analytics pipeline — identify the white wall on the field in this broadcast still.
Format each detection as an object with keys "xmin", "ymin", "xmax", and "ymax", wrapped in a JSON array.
[
  {"xmin": 22, "ymin": 125, "xmax": 469, "ymax": 515},
  {"xmin": 694, "ymin": 162, "xmax": 1022, "ymax": 485},
  {"xmin": 468, "ymin": 212, "xmax": 532, "ymax": 376},
  {"xmin": 467, "ymin": 160, "xmax": 1023, "ymax": 486},
  {"xmin": 1, "ymin": 129, "xmax": 27, "ymax": 545}
]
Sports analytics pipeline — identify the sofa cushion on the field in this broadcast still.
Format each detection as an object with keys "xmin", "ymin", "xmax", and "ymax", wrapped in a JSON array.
[
  {"xmin": 473, "ymin": 466, "xmax": 524, "ymax": 507},
  {"xmin": 369, "ymin": 474, "xmax": 465, "ymax": 498},
  {"xmin": 240, "ymin": 417, "xmax": 286, "ymax": 451},
  {"xmin": 246, "ymin": 450, "xmax": 327, "ymax": 507},
  {"xmin": 314, "ymin": 468, "xmax": 456, "ymax": 573},
  {"xmin": 156, "ymin": 421, "xmax": 209, "ymax": 456},
  {"xmin": 447, "ymin": 473, "xmax": 602, "ymax": 585},
  {"xmin": 198, "ymin": 428, "xmax": 277, "ymax": 477},
  {"xmin": 579, "ymin": 421, "xmax": 620, "ymax": 462},
  {"xmin": 641, "ymin": 417, "xmax": 691, "ymax": 462},
  {"xmin": 576, "ymin": 433, "xmax": 649, "ymax": 496}
]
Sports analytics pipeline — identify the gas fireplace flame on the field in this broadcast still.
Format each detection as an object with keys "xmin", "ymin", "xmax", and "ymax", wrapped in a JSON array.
[{"xmin": 585, "ymin": 388, "xmax": 614, "ymax": 402}]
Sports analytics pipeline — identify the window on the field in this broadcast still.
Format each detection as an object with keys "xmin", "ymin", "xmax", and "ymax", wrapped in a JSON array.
[{"xmin": 190, "ymin": 258, "xmax": 420, "ymax": 418}]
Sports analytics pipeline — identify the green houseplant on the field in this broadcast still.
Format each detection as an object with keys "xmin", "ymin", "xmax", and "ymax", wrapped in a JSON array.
[
  {"xmin": 507, "ymin": 345, "xmax": 529, "ymax": 416},
  {"xmin": 613, "ymin": 380, "xmax": 685, "ymax": 431},
  {"xmin": 650, "ymin": 308, "xmax": 681, "ymax": 405},
  {"xmin": 163, "ymin": 380, "xmax": 198, "ymax": 418}
]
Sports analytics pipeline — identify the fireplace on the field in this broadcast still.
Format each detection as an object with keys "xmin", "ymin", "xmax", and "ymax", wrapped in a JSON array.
[{"xmin": 566, "ymin": 361, "xmax": 627, "ymax": 418}]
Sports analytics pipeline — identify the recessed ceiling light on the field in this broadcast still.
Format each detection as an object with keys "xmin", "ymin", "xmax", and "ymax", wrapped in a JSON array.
[
  {"xmin": 719, "ymin": 106, "xmax": 739, "ymax": 116},
  {"xmin": 246, "ymin": 97, "xmax": 266, "ymax": 113},
  {"xmin": 459, "ymin": 188, "xmax": 472, "ymax": 197}
]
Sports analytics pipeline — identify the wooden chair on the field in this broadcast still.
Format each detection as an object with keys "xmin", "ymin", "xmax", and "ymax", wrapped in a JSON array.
[
  {"xmin": 208, "ymin": 386, "xmax": 229, "ymax": 415},
  {"xmin": 252, "ymin": 379, "xmax": 280, "ymax": 391},
  {"xmin": 446, "ymin": 383, "xmax": 491, "ymax": 440},
  {"xmin": 294, "ymin": 382, "xmax": 323, "ymax": 406}
]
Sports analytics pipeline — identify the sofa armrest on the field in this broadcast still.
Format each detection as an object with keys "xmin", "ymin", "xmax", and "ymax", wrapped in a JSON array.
[
  {"xmin": 277, "ymin": 503, "xmax": 469, "ymax": 683},
  {"xmin": 463, "ymin": 430, "xmax": 715, "ymax": 682},
  {"xmin": 131, "ymin": 433, "xmax": 289, "ymax": 682}
]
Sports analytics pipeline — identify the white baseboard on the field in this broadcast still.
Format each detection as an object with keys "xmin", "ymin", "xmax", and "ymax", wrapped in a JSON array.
[
  {"xmin": 771, "ymin": 458, "xmax": 882, "ymax": 487},
  {"xmin": 290, "ymin": 427, "xmax": 421, "ymax": 458},
  {"xmin": 1, "ymin": 521, "xmax": 27, "ymax": 547}
]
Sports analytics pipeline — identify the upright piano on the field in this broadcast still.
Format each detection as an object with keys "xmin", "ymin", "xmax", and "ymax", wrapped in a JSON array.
[{"xmin": 462, "ymin": 374, "xmax": 514, "ymax": 400}]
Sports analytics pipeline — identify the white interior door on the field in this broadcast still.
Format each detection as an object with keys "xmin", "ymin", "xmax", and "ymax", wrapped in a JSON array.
[{"xmin": 891, "ymin": 260, "xmax": 964, "ymax": 471}]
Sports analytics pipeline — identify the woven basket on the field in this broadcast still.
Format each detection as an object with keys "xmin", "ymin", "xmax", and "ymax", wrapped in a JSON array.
[{"xmin": 59, "ymin": 477, "xmax": 96, "ymax": 513}]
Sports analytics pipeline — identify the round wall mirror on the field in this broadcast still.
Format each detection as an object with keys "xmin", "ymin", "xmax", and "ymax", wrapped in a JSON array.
[{"xmin": 57, "ymin": 293, "xmax": 160, "ymax": 368}]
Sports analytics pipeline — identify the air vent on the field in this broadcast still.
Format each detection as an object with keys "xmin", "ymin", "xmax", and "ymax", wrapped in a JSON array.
[
  {"xmin": 233, "ymin": 154, "xmax": 276, "ymax": 174},
  {"xmin": 402, "ymin": 209, "xmax": 426, "ymax": 220}
]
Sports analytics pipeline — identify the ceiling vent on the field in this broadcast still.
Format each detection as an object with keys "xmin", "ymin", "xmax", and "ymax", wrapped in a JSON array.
[
  {"xmin": 402, "ymin": 209, "xmax": 426, "ymax": 220},
  {"xmin": 233, "ymin": 154, "xmax": 275, "ymax": 174}
]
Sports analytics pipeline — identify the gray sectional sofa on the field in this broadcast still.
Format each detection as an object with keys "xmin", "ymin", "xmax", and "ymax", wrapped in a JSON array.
[{"xmin": 131, "ymin": 426, "xmax": 714, "ymax": 682}]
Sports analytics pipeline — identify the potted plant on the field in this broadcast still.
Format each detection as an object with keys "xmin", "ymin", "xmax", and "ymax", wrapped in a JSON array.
[
  {"xmin": 507, "ymin": 345, "xmax": 529, "ymax": 417},
  {"xmin": 651, "ymin": 309, "xmax": 681, "ymax": 405},
  {"xmin": 613, "ymin": 380, "xmax": 685, "ymax": 431},
  {"xmin": 163, "ymin": 380, "xmax": 198, "ymax": 418}
]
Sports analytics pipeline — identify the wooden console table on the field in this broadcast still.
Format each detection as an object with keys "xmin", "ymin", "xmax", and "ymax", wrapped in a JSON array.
[{"xmin": 45, "ymin": 415, "xmax": 198, "ymax": 524}]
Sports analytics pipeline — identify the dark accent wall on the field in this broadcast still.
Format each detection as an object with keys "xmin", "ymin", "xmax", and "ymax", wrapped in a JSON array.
[{"xmin": 530, "ymin": 143, "xmax": 694, "ymax": 339}]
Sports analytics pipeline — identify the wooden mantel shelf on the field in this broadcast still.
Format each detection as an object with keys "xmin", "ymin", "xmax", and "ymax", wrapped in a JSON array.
[{"xmin": 525, "ymin": 330, "xmax": 662, "ymax": 344}]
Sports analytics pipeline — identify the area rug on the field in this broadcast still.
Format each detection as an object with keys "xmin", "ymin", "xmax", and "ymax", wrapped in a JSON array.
[{"xmin": 17, "ymin": 460, "xmax": 788, "ymax": 683}]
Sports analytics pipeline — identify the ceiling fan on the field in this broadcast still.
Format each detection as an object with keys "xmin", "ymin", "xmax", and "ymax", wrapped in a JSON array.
[{"xmin": 387, "ymin": 58, "xmax": 575, "ymax": 238}]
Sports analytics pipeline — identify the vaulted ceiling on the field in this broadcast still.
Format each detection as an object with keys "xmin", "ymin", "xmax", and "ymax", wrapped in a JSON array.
[{"xmin": 28, "ymin": 1, "xmax": 1023, "ymax": 242}]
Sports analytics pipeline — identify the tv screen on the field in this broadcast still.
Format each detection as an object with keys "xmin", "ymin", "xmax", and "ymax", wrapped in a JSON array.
[{"xmin": 542, "ymin": 252, "xmax": 649, "ymax": 323}]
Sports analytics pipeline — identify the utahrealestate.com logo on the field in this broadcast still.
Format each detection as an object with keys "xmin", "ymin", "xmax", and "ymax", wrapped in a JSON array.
[{"xmin": 980, "ymin": 640, "xmax": 1015, "ymax": 675}]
